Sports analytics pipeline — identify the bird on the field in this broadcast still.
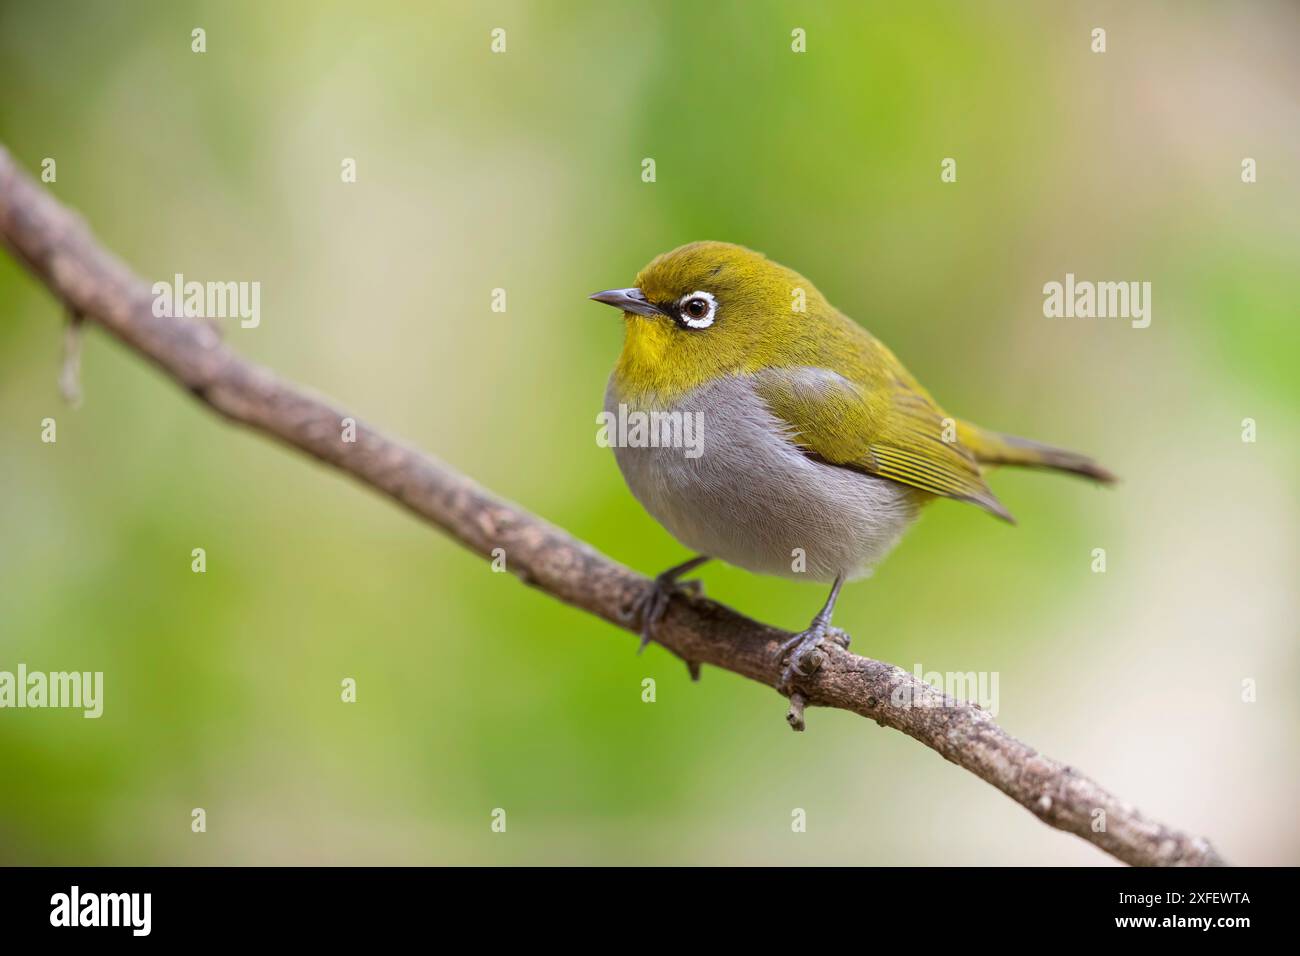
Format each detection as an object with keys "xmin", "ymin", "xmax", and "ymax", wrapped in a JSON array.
[{"xmin": 591, "ymin": 241, "xmax": 1115, "ymax": 693}]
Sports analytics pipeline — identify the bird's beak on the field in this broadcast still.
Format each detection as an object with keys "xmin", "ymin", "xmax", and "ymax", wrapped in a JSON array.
[{"xmin": 588, "ymin": 287, "xmax": 664, "ymax": 318}]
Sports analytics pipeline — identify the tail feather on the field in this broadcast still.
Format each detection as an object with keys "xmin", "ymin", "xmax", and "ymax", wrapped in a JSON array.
[{"xmin": 957, "ymin": 422, "xmax": 1118, "ymax": 484}]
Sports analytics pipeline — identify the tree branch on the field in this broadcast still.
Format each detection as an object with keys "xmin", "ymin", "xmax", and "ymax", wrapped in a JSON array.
[{"xmin": 0, "ymin": 145, "xmax": 1225, "ymax": 867}]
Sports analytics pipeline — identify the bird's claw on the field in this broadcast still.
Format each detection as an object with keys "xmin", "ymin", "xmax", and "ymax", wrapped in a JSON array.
[
  {"xmin": 630, "ymin": 574, "xmax": 705, "ymax": 652},
  {"xmin": 775, "ymin": 622, "xmax": 850, "ymax": 694}
]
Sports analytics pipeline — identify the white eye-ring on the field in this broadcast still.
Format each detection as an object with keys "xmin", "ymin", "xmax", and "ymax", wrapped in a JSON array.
[{"xmin": 677, "ymin": 290, "xmax": 717, "ymax": 329}]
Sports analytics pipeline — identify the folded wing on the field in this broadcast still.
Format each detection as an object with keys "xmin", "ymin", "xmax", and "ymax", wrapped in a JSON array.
[{"xmin": 752, "ymin": 365, "xmax": 1013, "ymax": 522}]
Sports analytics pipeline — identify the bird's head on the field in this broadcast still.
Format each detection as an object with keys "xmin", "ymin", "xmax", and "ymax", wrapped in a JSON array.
[{"xmin": 591, "ymin": 241, "xmax": 829, "ymax": 401}]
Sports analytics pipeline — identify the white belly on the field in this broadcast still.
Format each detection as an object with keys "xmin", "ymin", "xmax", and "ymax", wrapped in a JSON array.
[{"xmin": 606, "ymin": 374, "xmax": 923, "ymax": 582}]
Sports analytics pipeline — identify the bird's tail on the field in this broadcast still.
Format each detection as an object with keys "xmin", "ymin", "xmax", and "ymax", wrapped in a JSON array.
[{"xmin": 957, "ymin": 421, "xmax": 1117, "ymax": 484}]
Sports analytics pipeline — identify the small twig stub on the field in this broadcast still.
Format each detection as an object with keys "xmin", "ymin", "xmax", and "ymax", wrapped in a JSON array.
[{"xmin": 58, "ymin": 309, "xmax": 85, "ymax": 407}]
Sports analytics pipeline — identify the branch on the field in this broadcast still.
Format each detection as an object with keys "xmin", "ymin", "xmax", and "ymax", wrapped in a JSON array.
[{"xmin": 0, "ymin": 145, "xmax": 1225, "ymax": 867}]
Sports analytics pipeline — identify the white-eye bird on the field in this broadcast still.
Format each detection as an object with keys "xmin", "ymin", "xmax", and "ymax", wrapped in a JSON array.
[{"xmin": 592, "ymin": 241, "xmax": 1115, "ymax": 691}]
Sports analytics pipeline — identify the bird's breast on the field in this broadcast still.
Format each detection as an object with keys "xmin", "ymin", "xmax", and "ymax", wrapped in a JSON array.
[{"xmin": 603, "ymin": 373, "xmax": 922, "ymax": 582}]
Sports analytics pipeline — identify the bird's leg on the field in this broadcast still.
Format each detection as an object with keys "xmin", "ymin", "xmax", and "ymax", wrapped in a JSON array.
[
  {"xmin": 775, "ymin": 574, "xmax": 851, "ymax": 694},
  {"xmin": 629, "ymin": 555, "xmax": 711, "ymax": 654}
]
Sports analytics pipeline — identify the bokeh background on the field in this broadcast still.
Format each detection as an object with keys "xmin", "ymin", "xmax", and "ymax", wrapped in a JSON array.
[{"xmin": 1, "ymin": 0, "xmax": 1296, "ymax": 865}]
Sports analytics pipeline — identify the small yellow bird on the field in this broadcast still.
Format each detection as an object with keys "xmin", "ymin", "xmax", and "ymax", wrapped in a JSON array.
[{"xmin": 592, "ymin": 242, "xmax": 1115, "ymax": 691}]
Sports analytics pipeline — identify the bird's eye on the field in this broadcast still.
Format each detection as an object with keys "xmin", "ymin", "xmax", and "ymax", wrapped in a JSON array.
[{"xmin": 675, "ymin": 290, "xmax": 717, "ymax": 329}]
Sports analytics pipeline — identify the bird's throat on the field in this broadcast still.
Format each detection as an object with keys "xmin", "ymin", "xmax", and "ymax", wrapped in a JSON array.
[{"xmin": 614, "ymin": 318, "xmax": 713, "ymax": 405}]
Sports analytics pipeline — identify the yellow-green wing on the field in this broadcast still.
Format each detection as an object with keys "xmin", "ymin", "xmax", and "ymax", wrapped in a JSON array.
[{"xmin": 752, "ymin": 366, "xmax": 1013, "ymax": 522}]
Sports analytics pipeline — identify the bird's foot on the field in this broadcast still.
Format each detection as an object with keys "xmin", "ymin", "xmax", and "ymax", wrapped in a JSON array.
[
  {"xmin": 775, "ymin": 620, "xmax": 850, "ymax": 694},
  {"xmin": 628, "ymin": 572, "xmax": 705, "ymax": 653}
]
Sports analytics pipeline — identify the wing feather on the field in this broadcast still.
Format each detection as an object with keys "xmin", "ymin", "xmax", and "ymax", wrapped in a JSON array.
[{"xmin": 752, "ymin": 367, "xmax": 1013, "ymax": 522}]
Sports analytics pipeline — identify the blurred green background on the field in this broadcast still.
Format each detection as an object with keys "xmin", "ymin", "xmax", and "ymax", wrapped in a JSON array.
[{"xmin": 1, "ymin": 0, "xmax": 1297, "ymax": 865}]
